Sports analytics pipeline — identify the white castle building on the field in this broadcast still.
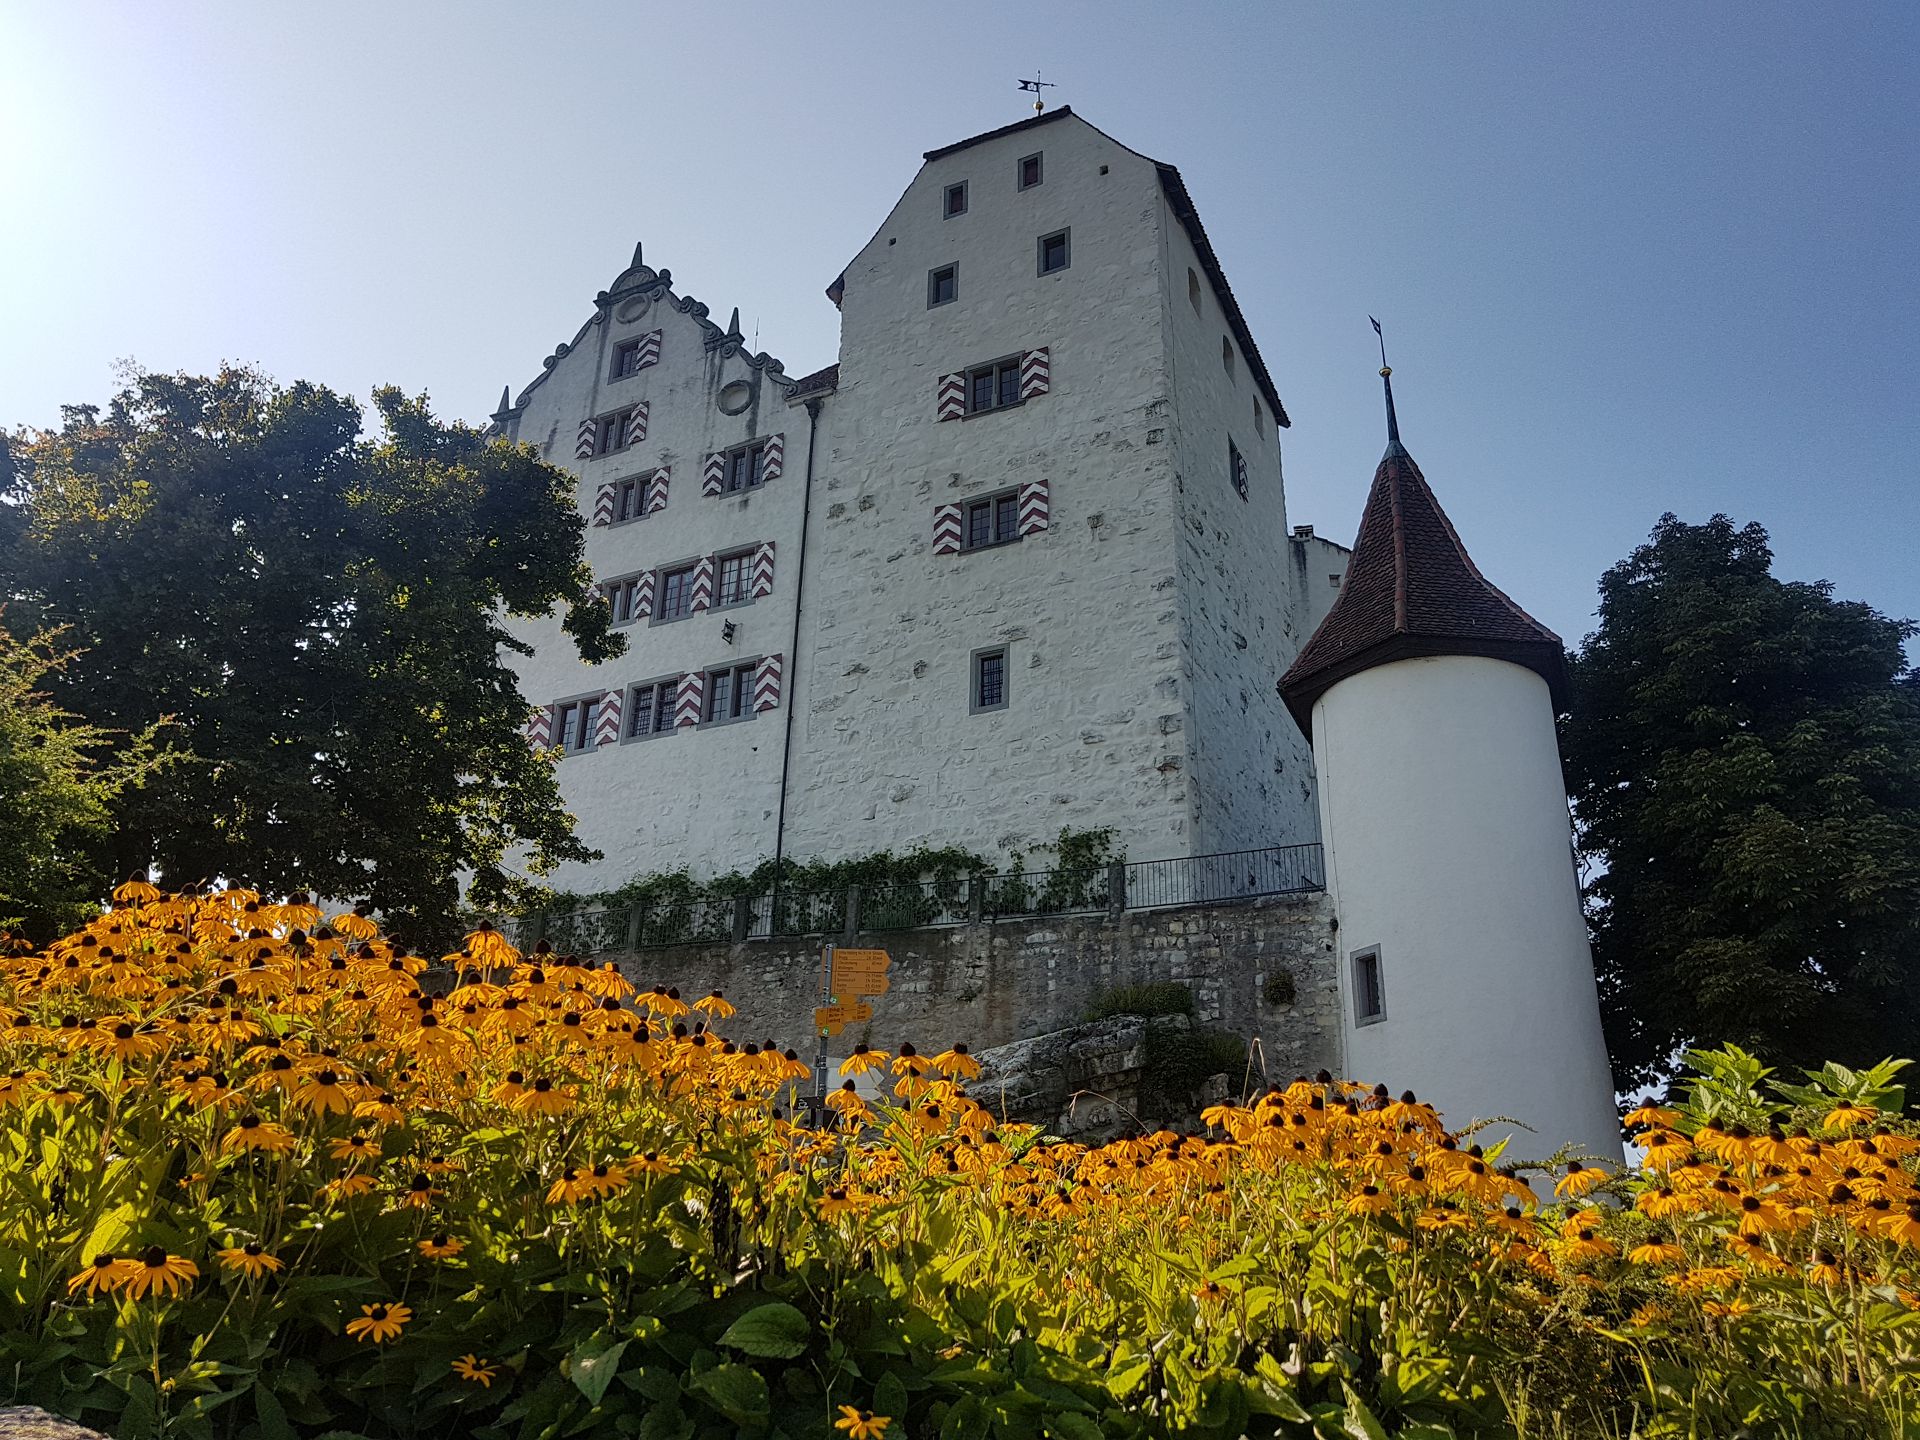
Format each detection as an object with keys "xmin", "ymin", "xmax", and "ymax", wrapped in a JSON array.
[{"xmin": 493, "ymin": 108, "xmax": 1620, "ymax": 1159}]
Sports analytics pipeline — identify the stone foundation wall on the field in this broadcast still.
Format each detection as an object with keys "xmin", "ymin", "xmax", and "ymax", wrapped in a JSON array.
[{"xmin": 611, "ymin": 890, "xmax": 1340, "ymax": 1082}]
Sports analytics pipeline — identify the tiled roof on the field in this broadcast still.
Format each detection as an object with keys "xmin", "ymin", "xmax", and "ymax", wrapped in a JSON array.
[
  {"xmin": 922, "ymin": 106, "xmax": 1076, "ymax": 161},
  {"xmin": 1277, "ymin": 440, "xmax": 1567, "ymax": 735},
  {"xmin": 788, "ymin": 363, "xmax": 839, "ymax": 398}
]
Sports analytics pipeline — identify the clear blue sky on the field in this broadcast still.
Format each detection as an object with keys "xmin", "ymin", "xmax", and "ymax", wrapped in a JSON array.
[{"xmin": 4, "ymin": 2, "xmax": 1915, "ymax": 656}]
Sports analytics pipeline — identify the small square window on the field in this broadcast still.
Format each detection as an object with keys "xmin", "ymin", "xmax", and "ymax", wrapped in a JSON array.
[
  {"xmin": 553, "ymin": 697, "xmax": 597, "ymax": 754},
  {"xmin": 1017, "ymin": 152, "xmax": 1043, "ymax": 190},
  {"xmin": 594, "ymin": 408, "xmax": 637, "ymax": 456},
  {"xmin": 928, "ymin": 264, "xmax": 958, "ymax": 308},
  {"xmin": 1352, "ymin": 947, "xmax": 1386, "ymax": 1025},
  {"xmin": 971, "ymin": 647, "xmax": 1009, "ymax": 713},
  {"xmin": 965, "ymin": 357, "xmax": 1024, "ymax": 415},
  {"xmin": 655, "ymin": 563, "xmax": 697, "ymax": 622},
  {"xmin": 1330, "ymin": 573, "xmax": 1342, "ymax": 588},
  {"xmin": 962, "ymin": 488, "xmax": 1022, "ymax": 551},
  {"xmin": 943, "ymin": 181, "xmax": 967, "ymax": 218},
  {"xmin": 720, "ymin": 440, "xmax": 769, "ymax": 493},
  {"xmin": 624, "ymin": 679, "xmax": 677, "ymax": 740},
  {"xmin": 1037, "ymin": 228, "xmax": 1070, "ymax": 276},
  {"xmin": 611, "ymin": 339, "xmax": 644, "ymax": 380},
  {"xmin": 714, "ymin": 549, "xmax": 754, "ymax": 608}
]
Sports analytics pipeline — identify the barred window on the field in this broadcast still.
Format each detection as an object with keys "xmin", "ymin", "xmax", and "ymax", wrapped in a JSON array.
[
  {"xmin": 971, "ymin": 647, "xmax": 1008, "ymax": 713},
  {"xmin": 967, "ymin": 359, "xmax": 1022, "ymax": 415},
  {"xmin": 594, "ymin": 408, "xmax": 637, "ymax": 456},
  {"xmin": 624, "ymin": 680, "xmax": 676, "ymax": 740}
]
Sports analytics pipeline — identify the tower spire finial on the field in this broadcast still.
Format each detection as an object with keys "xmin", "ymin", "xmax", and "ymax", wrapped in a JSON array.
[{"xmin": 1370, "ymin": 316, "xmax": 1403, "ymax": 455}]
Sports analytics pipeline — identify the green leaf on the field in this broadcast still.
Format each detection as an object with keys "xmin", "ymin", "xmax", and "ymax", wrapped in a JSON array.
[
  {"xmin": 718, "ymin": 1301, "xmax": 810, "ymax": 1360},
  {"xmin": 635, "ymin": 1402, "xmax": 693, "ymax": 1440},
  {"xmin": 1339, "ymin": 1384, "xmax": 1389, "ymax": 1440},
  {"xmin": 875, "ymin": 1371, "xmax": 911, "ymax": 1418},
  {"xmin": 255, "ymin": 1383, "xmax": 297, "ymax": 1440},
  {"xmin": 570, "ymin": 1337, "xmax": 630, "ymax": 1406},
  {"xmin": 1104, "ymin": 1355, "xmax": 1151, "ymax": 1400},
  {"xmin": 690, "ymin": 1362, "xmax": 770, "ymax": 1427},
  {"xmin": 1043, "ymin": 1417, "xmax": 1104, "ymax": 1440}
]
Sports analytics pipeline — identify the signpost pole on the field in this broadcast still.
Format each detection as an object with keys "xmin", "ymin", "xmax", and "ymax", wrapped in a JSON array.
[{"xmin": 813, "ymin": 943, "xmax": 834, "ymax": 1117}]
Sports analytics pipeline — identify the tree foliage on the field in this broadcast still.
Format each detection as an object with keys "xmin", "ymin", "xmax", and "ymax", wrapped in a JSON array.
[
  {"xmin": 0, "ymin": 366, "xmax": 622, "ymax": 945},
  {"xmin": 0, "ymin": 621, "xmax": 165, "ymax": 940},
  {"xmin": 1562, "ymin": 513, "xmax": 1920, "ymax": 1090}
]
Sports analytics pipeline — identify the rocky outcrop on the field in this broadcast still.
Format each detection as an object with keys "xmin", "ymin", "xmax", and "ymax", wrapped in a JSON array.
[
  {"xmin": 969, "ymin": 1013, "xmax": 1233, "ymax": 1142},
  {"xmin": 0, "ymin": 1409, "xmax": 112, "ymax": 1440}
]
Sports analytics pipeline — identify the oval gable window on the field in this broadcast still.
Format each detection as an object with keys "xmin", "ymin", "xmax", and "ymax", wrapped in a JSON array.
[{"xmin": 717, "ymin": 380, "xmax": 754, "ymax": 416}]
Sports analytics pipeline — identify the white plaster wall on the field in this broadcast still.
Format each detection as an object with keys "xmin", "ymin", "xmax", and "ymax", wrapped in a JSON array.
[
  {"xmin": 783, "ymin": 116, "xmax": 1192, "ymax": 864},
  {"xmin": 498, "ymin": 267, "xmax": 809, "ymax": 891},
  {"xmin": 1313, "ymin": 655, "xmax": 1621, "ymax": 1163},
  {"xmin": 1160, "ymin": 214, "xmax": 1321, "ymax": 855},
  {"xmin": 1288, "ymin": 531, "xmax": 1351, "ymax": 640}
]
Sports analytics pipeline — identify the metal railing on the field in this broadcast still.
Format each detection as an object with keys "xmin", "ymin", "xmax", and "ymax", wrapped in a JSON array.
[{"xmin": 510, "ymin": 842, "xmax": 1322, "ymax": 956}]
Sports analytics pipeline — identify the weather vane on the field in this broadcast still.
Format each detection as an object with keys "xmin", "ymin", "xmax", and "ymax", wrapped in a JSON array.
[{"xmin": 1017, "ymin": 71, "xmax": 1056, "ymax": 115}]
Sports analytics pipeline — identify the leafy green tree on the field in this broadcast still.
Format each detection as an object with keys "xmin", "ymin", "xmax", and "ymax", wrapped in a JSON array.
[
  {"xmin": 1562, "ymin": 514, "xmax": 1920, "ymax": 1090},
  {"xmin": 0, "ymin": 621, "xmax": 164, "ymax": 940},
  {"xmin": 1, "ymin": 367, "xmax": 622, "ymax": 946}
]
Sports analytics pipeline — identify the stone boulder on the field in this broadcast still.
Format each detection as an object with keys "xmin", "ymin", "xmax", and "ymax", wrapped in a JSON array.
[
  {"xmin": 969, "ymin": 1013, "xmax": 1233, "ymax": 1142},
  {"xmin": 0, "ymin": 1409, "xmax": 112, "ymax": 1440}
]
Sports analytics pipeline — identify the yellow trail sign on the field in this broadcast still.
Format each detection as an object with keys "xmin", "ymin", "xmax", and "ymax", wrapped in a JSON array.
[
  {"xmin": 831, "ymin": 947, "xmax": 892, "ymax": 996},
  {"xmin": 814, "ymin": 1001, "xmax": 874, "ymax": 1036}
]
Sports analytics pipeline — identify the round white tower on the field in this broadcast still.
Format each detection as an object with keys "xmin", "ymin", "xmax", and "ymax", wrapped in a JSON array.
[{"xmin": 1279, "ymin": 366, "xmax": 1620, "ymax": 1164}]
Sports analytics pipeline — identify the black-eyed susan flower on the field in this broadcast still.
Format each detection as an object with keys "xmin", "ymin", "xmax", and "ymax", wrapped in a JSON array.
[
  {"xmin": 291, "ymin": 1069, "xmax": 354, "ymax": 1116},
  {"xmin": 511, "ymin": 1076, "xmax": 575, "ymax": 1116},
  {"xmin": 1628, "ymin": 1241, "xmax": 1686, "ymax": 1267},
  {"xmin": 122, "ymin": 1246, "xmax": 199, "ymax": 1299},
  {"xmin": 216, "ymin": 1242, "xmax": 284, "ymax": 1280},
  {"xmin": 839, "ymin": 1044, "xmax": 888, "ymax": 1077},
  {"xmin": 931, "ymin": 1043, "xmax": 981, "ymax": 1081},
  {"xmin": 693, "ymin": 990, "xmax": 736, "ymax": 1019},
  {"xmin": 66, "ymin": 1253, "xmax": 134, "ymax": 1298},
  {"xmin": 834, "ymin": 1406, "xmax": 890, "ymax": 1439},
  {"xmin": 222, "ymin": 1114, "xmax": 297, "ymax": 1155},
  {"xmin": 1823, "ymin": 1101, "xmax": 1878, "ymax": 1131},
  {"xmin": 345, "ymin": 1301, "xmax": 412, "ymax": 1343},
  {"xmin": 1555, "ymin": 1161, "xmax": 1608, "ymax": 1198},
  {"xmin": 451, "ymin": 1354, "xmax": 498, "ymax": 1387},
  {"xmin": 417, "ymin": 1234, "xmax": 465, "ymax": 1259},
  {"xmin": 328, "ymin": 1133, "xmax": 379, "ymax": 1162}
]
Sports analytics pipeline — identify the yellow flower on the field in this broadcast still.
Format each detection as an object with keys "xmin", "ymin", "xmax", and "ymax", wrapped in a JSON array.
[
  {"xmin": 113, "ymin": 873, "xmax": 162, "ymax": 906},
  {"xmin": 839, "ymin": 1044, "xmax": 889, "ymax": 1077},
  {"xmin": 222, "ymin": 1114, "xmax": 297, "ymax": 1155},
  {"xmin": 216, "ymin": 1243, "xmax": 285, "ymax": 1280},
  {"xmin": 692, "ymin": 990, "xmax": 736, "ymax": 1019},
  {"xmin": 291, "ymin": 1069, "xmax": 355, "ymax": 1116},
  {"xmin": 329, "ymin": 1133, "xmax": 380, "ymax": 1162},
  {"xmin": 931, "ymin": 1043, "xmax": 981, "ymax": 1081},
  {"xmin": 66, "ymin": 1254, "xmax": 134, "ymax": 1299},
  {"xmin": 1622, "ymin": 1102, "xmax": 1679, "ymax": 1130},
  {"xmin": 1823, "ymin": 1101, "xmax": 1878, "ymax": 1130},
  {"xmin": 1554, "ymin": 1161, "xmax": 1608, "ymax": 1198},
  {"xmin": 451, "ymin": 1354, "xmax": 498, "ymax": 1387},
  {"xmin": 1628, "ymin": 1241, "xmax": 1685, "ymax": 1267},
  {"xmin": 345, "ymin": 1302, "xmax": 412, "ymax": 1343},
  {"xmin": 122, "ymin": 1247, "xmax": 199, "ymax": 1300},
  {"xmin": 834, "ymin": 1407, "xmax": 891, "ymax": 1439}
]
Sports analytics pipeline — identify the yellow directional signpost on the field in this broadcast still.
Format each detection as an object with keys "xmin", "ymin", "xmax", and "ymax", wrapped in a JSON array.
[{"xmin": 812, "ymin": 944, "xmax": 893, "ymax": 1116}]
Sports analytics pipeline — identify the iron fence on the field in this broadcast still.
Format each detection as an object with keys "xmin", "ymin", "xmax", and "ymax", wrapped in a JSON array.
[{"xmin": 511, "ymin": 843, "xmax": 1322, "ymax": 957}]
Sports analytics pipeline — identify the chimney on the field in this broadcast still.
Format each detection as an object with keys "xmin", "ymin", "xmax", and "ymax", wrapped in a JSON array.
[{"xmin": 1292, "ymin": 525, "xmax": 1314, "ymax": 540}]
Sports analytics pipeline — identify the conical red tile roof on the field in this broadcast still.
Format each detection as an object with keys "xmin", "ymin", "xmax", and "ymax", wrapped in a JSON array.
[{"xmin": 1278, "ymin": 439, "xmax": 1568, "ymax": 736}]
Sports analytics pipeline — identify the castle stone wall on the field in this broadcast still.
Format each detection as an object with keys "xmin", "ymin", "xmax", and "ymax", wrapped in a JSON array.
[{"xmin": 611, "ymin": 890, "xmax": 1341, "ymax": 1084}]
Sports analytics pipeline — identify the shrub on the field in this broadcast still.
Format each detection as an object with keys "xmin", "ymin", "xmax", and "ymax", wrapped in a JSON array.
[
  {"xmin": 1086, "ymin": 980, "xmax": 1195, "ymax": 1020},
  {"xmin": 2, "ymin": 889, "xmax": 1917, "ymax": 1439}
]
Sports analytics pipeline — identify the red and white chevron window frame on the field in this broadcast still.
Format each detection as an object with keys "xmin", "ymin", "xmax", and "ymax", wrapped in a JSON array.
[
  {"xmin": 1019, "ymin": 347, "xmax": 1050, "ymax": 399},
  {"xmin": 1017, "ymin": 478, "xmax": 1050, "ymax": 535},
  {"xmin": 673, "ymin": 672, "xmax": 704, "ymax": 730},
  {"xmin": 632, "ymin": 329, "xmax": 662, "ymax": 371},
  {"xmin": 592, "ymin": 688, "xmax": 622, "ymax": 749},
  {"xmin": 932, "ymin": 504, "xmax": 963, "ymax": 555},
  {"xmin": 634, "ymin": 569, "xmax": 655, "ymax": 621},
  {"xmin": 591, "ymin": 481, "xmax": 617, "ymax": 527},
  {"xmin": 752, "ymin": 653, "xmax": 783, "ymax": 712},
  {"xmin": 623, "ymin": 401, "xmax": 650, "ymax": 447},
  {"xmin": 574, "ymin": 419, "xmax": 597, "ymax": 460},
  {"xmin": 688, "ymin": 555, "xmax": 715, "ymax": 614},
  {"xmin": 702, "ymin": 451, "xmax": 726, "ymax": 496},
  {"xmin": 750, "ymin": 541, "xmax": 776, "ymax": 598},
  {"xmin": 936, "ymin": 372, "xmax": 965, "ymax": 421},
  {"xmin": 759, "ymin": 433, "xmax": 784, "ymax": 484},
  {"xmin": 524, "ymin": 704, "xmax": 553, "ymax": 750},
  {"xmin": 645, "ymin": 467, "xmax": 669, "ymax": 515}
]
